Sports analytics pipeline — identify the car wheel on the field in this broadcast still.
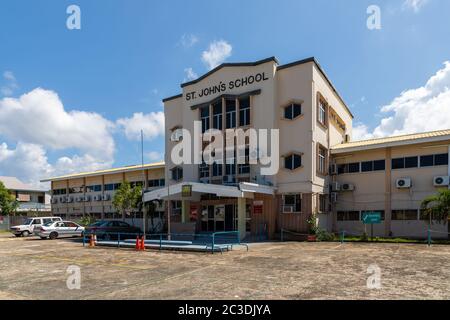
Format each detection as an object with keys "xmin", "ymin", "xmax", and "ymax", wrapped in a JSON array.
[
  {"xmin": 49, "ymin": 232, "xmax": 58, "ymax": 240},
  {"xmin": 22, "ymin": 231, "xmax": 30, "ymax": 237}
]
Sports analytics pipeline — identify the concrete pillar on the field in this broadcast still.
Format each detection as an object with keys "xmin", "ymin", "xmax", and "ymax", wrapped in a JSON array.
[
  {"xmin": 237, "ymin": 197, "xmax": 246, "ymax": 240},
  {"xmin": 181, "ymin": 200, "xmax": 190, "ymax": 223}
]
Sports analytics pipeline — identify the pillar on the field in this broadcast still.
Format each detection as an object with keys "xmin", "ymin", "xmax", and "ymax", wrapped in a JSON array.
[
  {"xmin": 181, "ymin": 200, "xmax": 190, "ymax": 223},
  {"xmin": 237, "ymin": 197, "xmax": 246, "ymax": 240}
]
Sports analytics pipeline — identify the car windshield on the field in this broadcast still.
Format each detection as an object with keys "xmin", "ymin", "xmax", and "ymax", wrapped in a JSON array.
[
  {"xmin": 43, "ymin": 221, "xmax": 54, "ymax": 227},
  {"xmin": 23, "ymin": 218, "xmax": 33, "ymax": 225}
]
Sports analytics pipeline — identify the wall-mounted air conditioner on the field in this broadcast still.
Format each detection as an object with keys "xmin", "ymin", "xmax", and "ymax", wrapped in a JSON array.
[
  {"xmin": 341, "ymin": 183, "xmax": 355, "ymax": 192},
  {"xmin": 83, "ymin": 195, "xmax": 90, "ymax": 202},
  {"xmin": 59, "ymin": 197, "xmax": 66, "ymax": 204},
  {"xmin": 102, "ymin": 194, "xmax": 110, "ymax": 201},
  {"xmin": 396, "ymin": 178, "xmax": 412, "ymax": 189},
  {"xmin": 282, "ymin": 206, "xmax": 294, "ymax": 213},
  {"xmin": 331, "ymin": 182, "xmax": 340, "ymax": 192},
  {"xmin": 51, "ymin": 198, "xmax": 58, "ymax": 204},
  {"xmin": 66, "ymin": 197, "xmax": 73, "ymax": 203},
  {"xmin": 434, "ymin": 176, "xmax": 450, "ymax": 187},
  {"xmin": 331, "ymin": 192, "xmax": 338, "ymax": 203}
]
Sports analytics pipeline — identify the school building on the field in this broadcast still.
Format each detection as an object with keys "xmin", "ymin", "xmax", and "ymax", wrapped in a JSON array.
[{"xmin": 43, "ymin": 56, "xmax": 450, "ymax": 240}]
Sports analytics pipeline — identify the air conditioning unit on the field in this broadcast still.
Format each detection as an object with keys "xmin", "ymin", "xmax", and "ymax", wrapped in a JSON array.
[
  {"xmin": 83, "ymin": 195, "xmax": 91, "ymax": 202},
  {"xmin": 341, "ymin": 183, "xmax": 355, "ymax": 192},
  {"xmin": 59, "ymin": 197, "xmax": 66, "ymax": 204},
  {"xmin": 331, "ymin": 192, "xmax": 338, "ymax": 203},
  {"xmin": 396, "ymin": 178, "xmax": 412, "ymax": 189},
  {"xmin": 75, "ymin": 197, "xmax": 82, "ymax": 203},
  {"xmin": 434, "ymin": 176, "xmax": 450, "ymax": 187},
  {"xmin": 51, "ymin": 198, "xmax": 58, "ymax": 204},
  {"xmin": 93, "ymin": 195, "xmax": 101, "ymax": 201},
  {"xmin": 66, "ymin": 197, "xmax": 73, "ymax": 203},
  {"xmin": 170, "ymin": 129, "xmax": 183, "ymax": 142},
  {"xmin": 282, "ymin": 206, "xmax": 294, "ymax": 213},
  {"xmin": 102, "ymin": 194, "xmax": 110, "ymax": 201},
  {"xmin": 331, "ymin": 182, "xmax": 340, "ymax": 192},
  {"xmin": 330, "ymin": 164, "xmax": 338, "ymax": 175}
]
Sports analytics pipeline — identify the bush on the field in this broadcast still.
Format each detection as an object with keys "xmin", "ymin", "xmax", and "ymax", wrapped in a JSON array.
[
  {"xmin": 78, "ymin": 215, "xmax": 96, "ymax": 227},
  {"xmin": 316, "ymin": 229, "xmax": 335, "ymax": 242},
  {"xmin": 359, "ymin": 232, "xmax": 369, "ymax": 242}
]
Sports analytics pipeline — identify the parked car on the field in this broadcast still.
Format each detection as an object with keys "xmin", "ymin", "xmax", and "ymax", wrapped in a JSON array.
[
  {"xmin": 10, "ymin": 217, "xmax": 62, "ymax": 237},
  {"xmin": 37, "ymin": 221, "xmax": 85, "ymax": 240},
  {"xmin": 85, "ymin": 220, "xmax": 142, "ymax": 240}
]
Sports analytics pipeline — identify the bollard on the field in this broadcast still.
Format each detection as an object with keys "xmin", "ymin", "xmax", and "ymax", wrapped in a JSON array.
[
  {"xmin": 340, "ymin": 231, "xmax": 345, "ymax": 244},
  {"xmin": 427, "ymin": 229, "xmax": 431, "ymax": 247}
]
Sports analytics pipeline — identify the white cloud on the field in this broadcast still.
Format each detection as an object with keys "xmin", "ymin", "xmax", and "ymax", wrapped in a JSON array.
[
  {"xmin": 201, "ymin": 40, "xmax": 232, "ymax": 70},
  {"xmin": 0, "ymin": 142, "xmax": 112, "ymax": 189},
  {"xmin": 1, "ymin": 71, "xmax": 18, "ymax": 96},
  {"xmin": 147, "ymin": 151, "xmax": 163, "ymax": 162},
  {"xmin": 353, "ymin": 61, "xmax": 450, "ymax": 140},
  {"xmin": 117, "ymin": 112, "xmax": 165, "ymax": 141},
  {"xmin": 0, "ymin": 88, "xmax": 115, "ymax": 160},
  {"xmin": 403, "ymin": 0, "xmax": 429, "ymax": 12},
  {"xmin": 184, "ymin": 67, "xmax": 198, "ymax": 82},
  {"xmin": 179, "ymin": 34, "xmax": 199, "ymax": 48}
]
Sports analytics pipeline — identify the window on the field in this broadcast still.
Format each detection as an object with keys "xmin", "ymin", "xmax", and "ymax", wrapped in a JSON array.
[
  {"xmin": 283, "ymin": 194, "xmax": 302, "ymax": 213},
  {"xmin": 318, "ymin": 194, "xmax": 327, "ymax": 213},
  {"xmin": 104, "ymin": 183, "xmax": 121, "ymax": 191},
  {"xmin": 348, "ymin": 163, "xmax": 360, "ymax": 173},
  {"xmin": 318, "ymin": 99, "xmax": 327, "ymax": 126},
  {"xmin": 337, "ymin": 211, "xmax": 360, "ymax": 221},
  {"xmin": 86, "ymin": 185, "xmax": 102, "ymax": 192},
  {"xmin": 238, "ymin": 164, "xmax": 250, "ymax": 175},
  {"xmin": 361, "ymin": 161, "xmax": 373, "ymax": 172},
  {"xmin": 212, "ymin": 101, "xmax": 222, "ymax": 130},
  {"xmin": 405, "ymin": 156, "xmax": 418, "ymax": 168},
  {"xmin": 130, "ymin": 181, "xmax": 144, "ymax": 188},
  {"xmin": 53, "ymin": 189, "xmax": 67, "ymax": 195},
  {"xmin": 392, "ymin": 210, "xmax": 418, "ymax": 221},
  {"xmin": 373, "ymin": 160, "xmax": 386, "ymax": 171},
  {"xmin": 225, "ymin": 163, "xmax": 236, "ymax": 175},
  {"xmin": 317, "ymin": 146, "xmax": 327, "ymax": 175},
  {"xmin": 285, "ymin": 154, "xmax": 302, "ymax": 170},
  {"xmin": 199, "ymin": 163, "xmax": 209, "ymax": 178},
  {"xmin": 435, "ymin": 153, "xmax": 449, "ymax": 166},
  {"xmin": 200, "ymin": 106, "xmax": 210, "ymax": 133},
  {"xmin": 68, "ymin": 187, "xmax": 83, "ymax": 194},
  {"xmin": 284, "ymin": 103, "xmax": 302, "ymax": 120},
  {"xmin": 225, "ymin": 99, "xmax": 236, "ymax": 129},
  {"xmin": 239, "ymin": 97, "xmax": 250, "ymax": 126},
  {"xmin": 171, "ymin": 167, "xmax": 183, "ymax": 181},
  {"xmin": 148, "ymin": 179, "xmax": 165, "ymax": 188},
  {"xmin": 171, "ymin": 201, "xmax": 182, "ymax": 215},
  {"xmin": 420, "ymin": 155, "xmax": 434, "ymax": 167},
  {"xmin": 212, "ymin": 162, "xmax": 223, "ymax": 177},
  {"xmin": 392, "ymin": 158, "xmax": 405, "ymax": 169}
]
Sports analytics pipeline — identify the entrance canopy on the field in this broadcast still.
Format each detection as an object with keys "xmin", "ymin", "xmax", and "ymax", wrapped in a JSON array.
[{"xmin": 143, "ymin": 182, "xmax": 275, "ymax": 202}]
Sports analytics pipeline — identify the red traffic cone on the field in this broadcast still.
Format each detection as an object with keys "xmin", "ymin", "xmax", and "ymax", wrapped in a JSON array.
[
  {"xmin": 89, "ymin": 234, "xmax": 95, "ymax": 247},
  {"xmin": 135, "ymin": 236, "xmax": 140, "ymax": 251},
  {"xmin": 140, "ymin": 236, "xmax": 145, "ymax": 251}
]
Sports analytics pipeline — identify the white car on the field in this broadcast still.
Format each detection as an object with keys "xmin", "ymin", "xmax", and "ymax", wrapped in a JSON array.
[
  {"xmin": 38, "ymin": 221, "xmax": 85, "ymax": 240},
  {"xmin": 10, "ymin": 217, "xmax": 62, "ymax": 237}
]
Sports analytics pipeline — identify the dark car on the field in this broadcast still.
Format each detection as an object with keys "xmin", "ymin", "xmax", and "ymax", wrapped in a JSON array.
[{"xmin": 85, "ymin": 220, "xmax": 142, "ymax": 240}]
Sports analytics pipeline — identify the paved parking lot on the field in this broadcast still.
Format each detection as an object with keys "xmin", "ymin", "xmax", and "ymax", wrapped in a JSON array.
[{"xmin": 0, "ymin": 233, "xmax": 449, "ymax": 300}]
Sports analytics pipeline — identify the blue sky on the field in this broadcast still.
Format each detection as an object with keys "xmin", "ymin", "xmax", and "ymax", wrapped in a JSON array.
[{"xmin": 1, "ymin": 0, "xmax": 450, "ymax": 186}]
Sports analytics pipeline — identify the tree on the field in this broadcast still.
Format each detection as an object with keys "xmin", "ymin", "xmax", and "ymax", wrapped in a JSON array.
[
  {"xmin": 0, "ymin": 181, "xmax": 19, "ymax": 216},
  {"xmin": 112, "ymin": 181, "xmax": 142, "ymax": 221},
  {"xmin": 420, "ymin": 189, "xmax": 450, "ymax": 224}
]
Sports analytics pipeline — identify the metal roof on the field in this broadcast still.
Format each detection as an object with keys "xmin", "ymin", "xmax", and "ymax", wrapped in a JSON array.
[
  {"xmin": 331, "ymin": 129, "xmax": 450, "ymax": 154},
  {"xmin": 0, "ymin": 176, "xmax": 47, "ymax": 192},
  {"xmin": 40, "ymin": 161, "xmax": 165, "ymax": 182}
]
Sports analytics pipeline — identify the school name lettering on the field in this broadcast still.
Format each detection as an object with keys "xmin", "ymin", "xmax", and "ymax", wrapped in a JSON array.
[{"xmin": 185, "ymin": 72, "xmax": 269, "ymax": 101}]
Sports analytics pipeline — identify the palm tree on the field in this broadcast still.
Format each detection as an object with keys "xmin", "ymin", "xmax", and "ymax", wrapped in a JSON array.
[
  {"xmin": 420, "ymin": 189, "xmax": 450, "ymax": 224},
  {"xmin": 112, "ymin": 181, "xmax": 142, "ymax": 222}
]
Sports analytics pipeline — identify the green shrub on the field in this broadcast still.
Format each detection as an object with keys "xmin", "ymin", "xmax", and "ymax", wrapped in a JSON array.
[{"xmin": 316, "ymin": 229, "xmax": 335, "ymax": 242}]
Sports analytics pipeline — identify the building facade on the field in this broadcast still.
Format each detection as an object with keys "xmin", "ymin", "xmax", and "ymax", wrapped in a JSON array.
[
  {"xmin": 0, "ymin": 176, "xmax": 50, "ymax": 213},
  {"xmin": 144, "ymin": 57, "xmax": 354, "ymax": 240},
  {"xmin": 42, "ymin": 162, "xmax": 165, "ymax": 222}
]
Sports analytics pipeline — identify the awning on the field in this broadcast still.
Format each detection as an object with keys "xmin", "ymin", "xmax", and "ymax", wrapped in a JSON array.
[{"xmin": 143, "ymin": 181, "xmax": 275, "ymax": 202}]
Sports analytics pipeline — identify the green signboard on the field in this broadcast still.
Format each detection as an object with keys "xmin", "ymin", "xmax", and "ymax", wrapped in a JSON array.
[
  {"xmin": 181, "ymin": 185, "xmax": 192, "ymax": 198},
  {"xmin": 362, "ymin": 212, "xmax": 382, "ymax": 224}
]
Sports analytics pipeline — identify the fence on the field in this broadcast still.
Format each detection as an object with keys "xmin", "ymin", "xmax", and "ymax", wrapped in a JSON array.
[
  {"xmin": 0, "ymin": 216, "xmax": 27, "ymax": 231},
  {"xmin": 82, "ymin": 230, "xmax": 248, "ymax": 254}
]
